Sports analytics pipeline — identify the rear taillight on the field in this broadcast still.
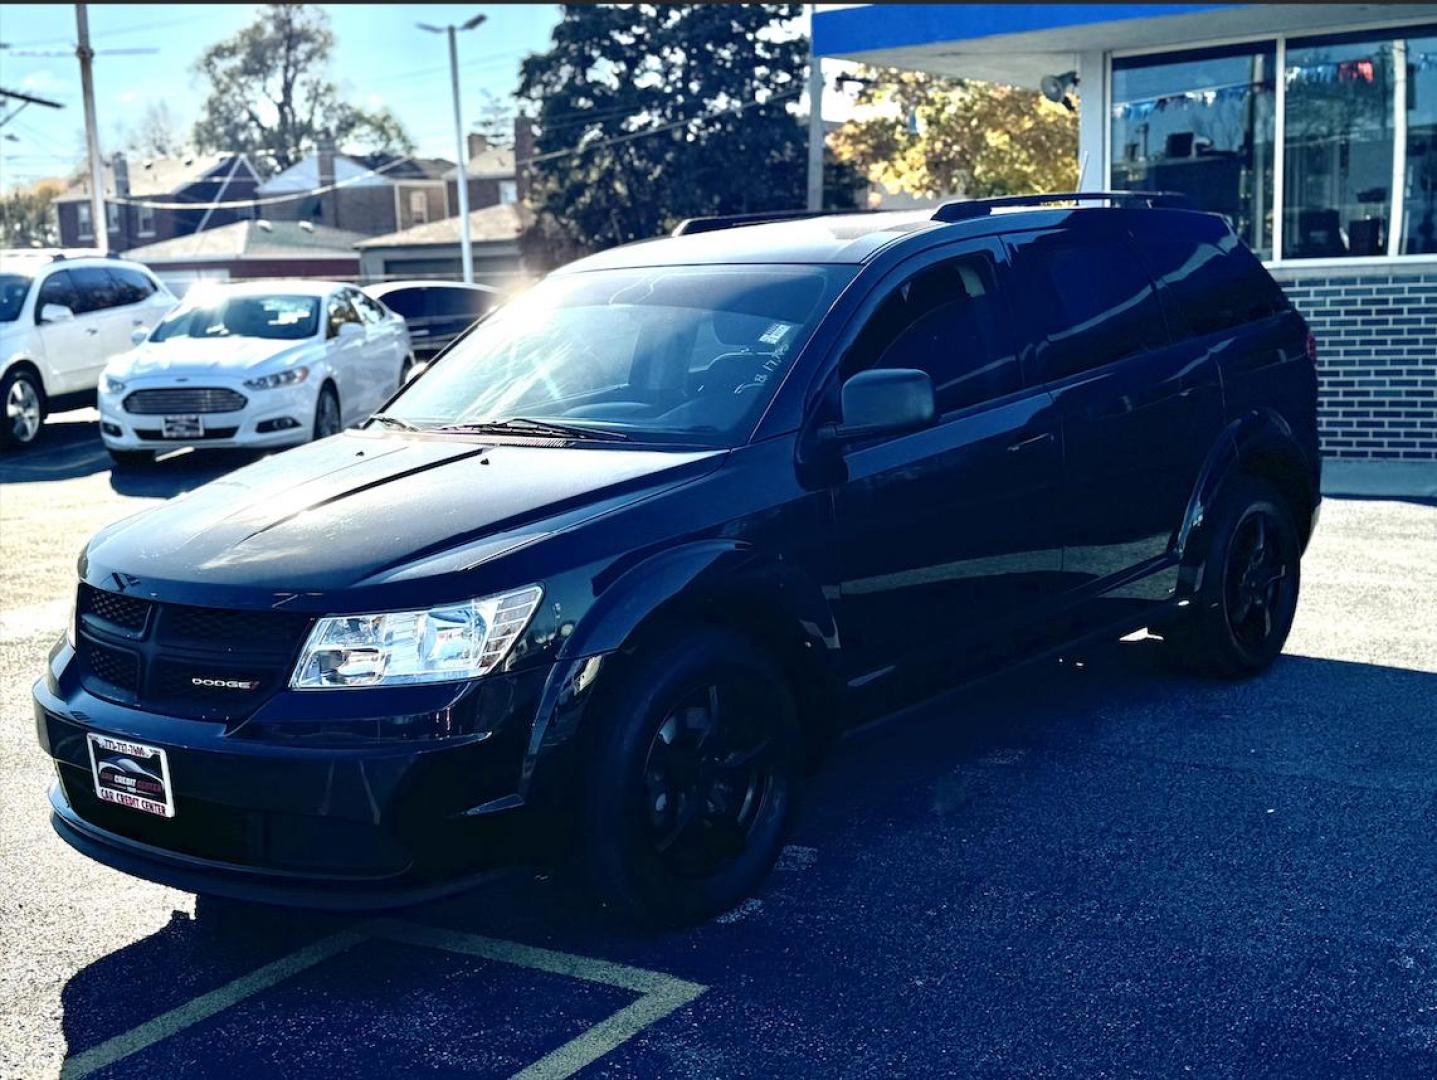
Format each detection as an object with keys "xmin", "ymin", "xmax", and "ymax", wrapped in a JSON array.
[{"xmin": 1305, "ymin": 331, "xmax": 1318, "ymax": 364}]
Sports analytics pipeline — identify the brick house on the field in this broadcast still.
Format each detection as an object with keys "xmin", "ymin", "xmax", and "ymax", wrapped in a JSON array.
[
  {"xmin": 256, "ymin": 151, "xmax": 455, "ymax": 237},
  {"xmin": 445, "ymin": 119, "xmax": 532, "ymax": 212},
  {"xmin": 53, "ymin": 152, "xmax": 260, "ymax": 253}
]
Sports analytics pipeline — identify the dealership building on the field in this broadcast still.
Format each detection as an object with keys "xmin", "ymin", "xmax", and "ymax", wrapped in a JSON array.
[{"xmin": 814, "ymin": 3, "xmax": 1437, "ymax": 461}]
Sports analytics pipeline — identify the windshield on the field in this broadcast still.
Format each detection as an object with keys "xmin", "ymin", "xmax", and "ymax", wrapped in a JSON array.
[
  {"xmin": 382, "ymin": 265, "xmax": 851, "ymax": 447},
  {"xmin": 0, "ymin": 273, "xmax": 32, "ymax": 323},
  {"xmin": 151, "ymin": 293, "xmax": 320, "ymax": 342}
]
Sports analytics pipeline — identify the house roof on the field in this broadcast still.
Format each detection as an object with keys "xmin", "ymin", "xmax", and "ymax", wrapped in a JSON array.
[
  {"xmin": 123, "ymin": 219, "xmax": 365, "ymax": 264},
  {"xmin": 256, "ymin": 153, "xmax": 454, "ymax": 195},
  {"xmin": 54, "ymin": 154, "xmax": 256, "ymax": 203},
  {"xmin": 444, "ymin": 145, "xmax": 517, "ymax": 181},
  {"xmin": 355, "ymin": 202, "xmax": 530, "ymax": 249}
]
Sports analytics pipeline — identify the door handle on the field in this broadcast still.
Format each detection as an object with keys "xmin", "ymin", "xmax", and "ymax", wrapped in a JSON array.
[
  {"xmin": 85, "ymin": 327, "xmax": 99, "ymax": 336},
  {"xmin": 1007, "ymin": 432, "xmax": 1054, "ymax": 453}
]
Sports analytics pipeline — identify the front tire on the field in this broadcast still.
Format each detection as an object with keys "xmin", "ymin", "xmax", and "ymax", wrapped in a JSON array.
[
  {"xmin": 1, "ymin": 366, "xmax": 45, "ymax": 451},
  {"xmin": 582, "ymin": 626, "xmax": 801, "ymax": 926},
  {"xmin": 313, "ymin": 383, "xmax": 341, "ymax": 440},
  {"xmin": 1166, "ymin": 477, "xmax": 1301, "ymax": 677},
  {"xmin": 107, "ymin": 448, "xmax": 155, "ymax": 469}
]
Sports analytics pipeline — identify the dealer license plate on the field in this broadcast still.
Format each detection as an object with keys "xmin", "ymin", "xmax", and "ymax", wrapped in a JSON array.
[
  {"xmin": 87, "ymin": 733, "xmax": 175, "ymax": 818},
  {"xmin": 162, "ymin": 414, "xmax": 204, "ymax": 439}
]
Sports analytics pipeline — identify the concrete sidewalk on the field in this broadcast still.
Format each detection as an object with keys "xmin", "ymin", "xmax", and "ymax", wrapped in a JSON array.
[{"xmin": 1321, "ymin": 459, "xmax": 1437, "ymax": 500}]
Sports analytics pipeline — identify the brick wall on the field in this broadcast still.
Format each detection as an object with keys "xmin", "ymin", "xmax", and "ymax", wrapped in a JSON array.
[{"xmin": 1270, "ymin": 263, "xmax": 1437, "ymax": 461}]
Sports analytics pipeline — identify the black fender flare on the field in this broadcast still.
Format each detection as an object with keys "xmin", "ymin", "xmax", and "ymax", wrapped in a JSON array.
[
  {"xmin": 1174, "ymin": 408, "xmax": 1314, "ymax": 596},
  {"xmin": 520, "ymin": 540, "xmax": 842, "ymax": 802}
]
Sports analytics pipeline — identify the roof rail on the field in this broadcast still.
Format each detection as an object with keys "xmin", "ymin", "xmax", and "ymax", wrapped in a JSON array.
[
  {"xmin": 672, "ymin": 208, "xmax": 884, "ymax": 237},
  {"xmin": 931, "ymin": 190, "xmax": 1192, "ymax": 223}
]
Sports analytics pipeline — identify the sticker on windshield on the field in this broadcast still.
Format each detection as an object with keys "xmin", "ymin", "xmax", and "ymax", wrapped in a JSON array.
[{"xmin": 758, "ymin": 322, "xmax": 792, "ymax": 346}]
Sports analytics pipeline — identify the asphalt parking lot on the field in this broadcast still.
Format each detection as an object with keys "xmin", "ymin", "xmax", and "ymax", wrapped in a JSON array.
[{"xmin": 3, "ymin": 412, "xmax": 1437, "ymax": 1079}]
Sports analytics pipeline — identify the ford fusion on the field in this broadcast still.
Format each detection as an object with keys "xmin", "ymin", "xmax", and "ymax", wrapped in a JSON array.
[
  {"xmin": 98, "ymin": 280, "xmax": 413, "ymax": 467},
  {"xmin": 37, "ymin": 199, "xmax": 1319, "ymax": 924}
]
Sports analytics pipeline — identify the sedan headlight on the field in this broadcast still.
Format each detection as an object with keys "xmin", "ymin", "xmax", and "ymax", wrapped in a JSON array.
[
  {"xmin": 244, "ymin": 366, "xmax": 309, "ymax": 391},
  {"xmin": 289, "ymin": 585, "xmax": 543, "ymax": 689},
  {"xmin": 100, "ymin": 373, "xmax": 126, "ymax": 395}
]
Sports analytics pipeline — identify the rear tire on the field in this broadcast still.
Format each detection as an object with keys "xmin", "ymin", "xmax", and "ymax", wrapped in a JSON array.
[
  {"xmin": 107, "ymin": 448, "xmax": 155, "ymax": 469},
  {"xmin": 1165, "ymin": 476, "xmax": 1300, "ymax": 677},
  {"xmin": 1, "ymin": 366, "xmax": 45, "ymax": 451},
  {"xmin": 582, "ymin": 626, "xmax": 801, "ymax": 926},
  {"xmin": 313, "ymin": 383, "xmax": 341, "ymax": 440}
]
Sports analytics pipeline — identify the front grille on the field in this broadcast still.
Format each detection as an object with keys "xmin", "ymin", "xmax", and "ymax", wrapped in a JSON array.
[
  {"xmin": 135, "ymin": 427, "xmax": 240, "ymax": 442},
  {"xmin": 79, "ymin": 583, "xmax": 150, "ymax": 632},
  {"xmin": 73, "ymin": 585, "xmax": 313, "ymax": 722},
  {"xmin": 123, "ymin": 388, "xmax": 248, "ymax": 415}
]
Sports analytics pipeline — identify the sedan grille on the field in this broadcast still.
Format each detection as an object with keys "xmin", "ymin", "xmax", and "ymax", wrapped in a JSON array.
[{"xmin": 123, "ymin": 388, "xmax": 248, "ymax": 415}]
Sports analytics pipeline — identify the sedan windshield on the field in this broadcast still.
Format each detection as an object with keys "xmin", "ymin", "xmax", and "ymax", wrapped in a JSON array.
[
  {"xmin": 151, "ymin": 293, "xmax": 320, "ymax": 342},
  {"xmin": 382, "ymin": 265, "xmax": 852, "ymax": 446},
  {"xmin": 0, "ymin": 273, "xmax": 32, "ymax": 323}
]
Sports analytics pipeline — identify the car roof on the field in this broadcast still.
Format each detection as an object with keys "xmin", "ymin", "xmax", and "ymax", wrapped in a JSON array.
[
  {"xmin": 364, "ymin": 279, "xmax": 502, "ymax": 295},
  {"xmin": 182, "ymin": 278, "xmax": 346, "ymax": 298}
]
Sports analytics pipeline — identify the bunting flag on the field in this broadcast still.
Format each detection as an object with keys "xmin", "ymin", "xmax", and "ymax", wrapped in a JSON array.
[{"xmin": 1111, "ymin": 82, "xmax": 1266, "ymax": 121}]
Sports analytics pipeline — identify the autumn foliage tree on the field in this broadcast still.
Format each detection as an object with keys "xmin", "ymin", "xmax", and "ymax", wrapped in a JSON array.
[
  {"xmin": 832, "ymin": 68, "xmax": 1078, "ymax": 200},
  {"xmin": 191, "ymin": 4, "xmax": 412, "ymax": 171}
]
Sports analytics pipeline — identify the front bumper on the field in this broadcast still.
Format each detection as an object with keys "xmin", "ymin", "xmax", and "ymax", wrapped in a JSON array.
[
  {"xmin": 99, "ymin": 377, "xmax": 318, "ymax": 451},
  {"xmin": 33, "ymin": 655, "xmax": 567, "ymax": 907}
]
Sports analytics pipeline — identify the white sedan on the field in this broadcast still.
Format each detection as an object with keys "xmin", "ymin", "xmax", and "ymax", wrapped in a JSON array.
[{"xmin": 98, "ymin": 280, "xmax": 413, "ymax": 467}]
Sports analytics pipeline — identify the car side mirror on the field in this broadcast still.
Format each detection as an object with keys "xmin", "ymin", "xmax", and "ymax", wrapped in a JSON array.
[
  {"xmin": 130, "ymin": 327, "xmax": 148, "ymax": 346},
  {"xmin": 823, "ymin": 368, "xmax": 936, "ymax": 445},
  {"xmin": 337, "ymin": 321, "xmax": 364, "ymax": 340},
  {"xmin": 40, "ymin": 303, "xmax": 74, "ymax": 324}
]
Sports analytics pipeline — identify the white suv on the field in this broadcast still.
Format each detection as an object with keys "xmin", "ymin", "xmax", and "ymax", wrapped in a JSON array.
[{"xmin": 0, "ymin": 251, "xmax": 175, "ymax": 450}]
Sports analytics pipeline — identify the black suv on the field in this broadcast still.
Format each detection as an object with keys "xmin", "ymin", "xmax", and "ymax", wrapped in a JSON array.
[{"xmin": 35, "ymin": 194, "xmax": 1320, "ymax": 924}]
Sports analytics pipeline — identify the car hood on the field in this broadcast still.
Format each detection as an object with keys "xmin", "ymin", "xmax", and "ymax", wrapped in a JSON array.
[
  {"xmin": 82, "ymin": 431, "xmax": 726, "ymax": 603},
  {"xmin": 110, "ymin": 337, "xmax": 316, "ymax": 378}
]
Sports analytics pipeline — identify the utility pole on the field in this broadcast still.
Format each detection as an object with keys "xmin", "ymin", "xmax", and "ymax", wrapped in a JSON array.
[
  {"xmin": 75, "ymin": 3, "xmax": 107, "ymax": 254},
  {"xmin": 419, "ymin": 13, "xmax": 485, "ymax": 284},
  {"xmin": 805, "ymin": 4, "xmax": 824, "ymax": 212}
]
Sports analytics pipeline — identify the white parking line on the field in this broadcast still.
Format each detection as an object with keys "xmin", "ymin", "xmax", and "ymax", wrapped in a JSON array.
[{"xmin": 57, "ymin": 919, "xmax": 707, "ymax": 1080}]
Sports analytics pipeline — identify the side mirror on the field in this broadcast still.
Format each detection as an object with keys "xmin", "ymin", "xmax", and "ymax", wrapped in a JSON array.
[
  {"xmin": 337, "ymin": 321, "xmax": 364, "ymax": 340},
  {"xmin": 130, "ymin": 327, "xmax": 148, "ymax": 346},
  {"xmin": 40, "ymin": 303, "xmax": 74, "ymax": 324},
  {"xmin": 824, "ymin": 368, "xmax": 936, "ymax": 444}
]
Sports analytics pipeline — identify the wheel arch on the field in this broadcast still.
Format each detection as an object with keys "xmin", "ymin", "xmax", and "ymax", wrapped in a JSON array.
[{"xmin": 2, "ymin": 355, "xmax": 49, "ymax": 405}]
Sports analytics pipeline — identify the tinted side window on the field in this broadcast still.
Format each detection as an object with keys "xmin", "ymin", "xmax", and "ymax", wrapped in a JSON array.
[
  {"xmin": 1136, "ymin": 233, "xmax": 1287, "ymax": 337},
  {"xmin": 379, "ymin": 290, "xmax": 424, "ymax": 318},
  {"xmin": 107, "ymin": 266, "xmax": 156, "ymax": 307},
  {"xmin": 326, "ymin": 294, "xmax": 361, "ymax": 337},
  {"xmin": 36, "ymin": 270, "xmax": 79, "ymax": 317},
  {"xmin": 844, "ymin": 255, "xmax": 1020, "ymax": 414},
  {"xmin": 68, "ymin": 266, "xmax": 123, "ymax": 314},
  {"xmin": 430, "ymin": 288, "xmax": 493, "ymax": 318},
  {"xmin": 1009, "ymin": 232, "xmax": 1167, "ymax": 380}
]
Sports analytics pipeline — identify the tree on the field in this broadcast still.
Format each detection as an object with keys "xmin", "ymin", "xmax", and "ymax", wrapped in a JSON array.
[
  {"xmin": 831, "ymin": 68, "xmax": 1077, "ymax": 201},
  {"xmin": 517, "ymin": 3, "xmax": 862, "ymax": 268},
  {"xmin": 0, "ymin": 181, "xmax": 62, "ymax": 248},
  {"xmin": 191, "ymin": 4, "xmax": 413, "ymax": 171},
  {"xmin": 125, "ymin": 102, "xmax": 186, "ymax": 158}
]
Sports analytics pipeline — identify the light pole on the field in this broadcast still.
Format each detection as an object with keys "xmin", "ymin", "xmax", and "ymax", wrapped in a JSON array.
[
  {"xmin": 418, "ymin": 12, "xmax": 485, "ymax": 284},
  {"xmin": 805, "ymin": 3, "xmax": 824, "ymax": 212},
  {"xmin": 75, "ymin": 3, "xmax": 107, "ymax": 253}
]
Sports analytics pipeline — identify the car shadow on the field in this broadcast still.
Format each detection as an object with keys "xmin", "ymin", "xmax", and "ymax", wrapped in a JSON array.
[{"xmin": 53, "ymin": 641, "xmax": 1437, "ymax": 1075}]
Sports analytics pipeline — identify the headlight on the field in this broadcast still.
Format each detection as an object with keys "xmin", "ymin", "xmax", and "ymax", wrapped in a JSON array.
[
  {"xmin": 289, "ymin": 585, "xmax": 543, "ymax": 689},
  {"xmin": 244, "ymin": 366, "xmax": 309, "ymax": 391},
  {"xmin": 100, "ymin": 373, "xmax": 126, "ymax": 394}
]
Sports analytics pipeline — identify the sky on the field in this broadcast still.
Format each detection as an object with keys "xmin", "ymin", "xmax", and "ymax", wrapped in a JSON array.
[{"xmin": 0, "ymin": 3, "xmax": 564, "ymax": 192}]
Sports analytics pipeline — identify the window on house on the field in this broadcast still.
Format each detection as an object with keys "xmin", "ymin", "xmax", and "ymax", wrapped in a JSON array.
[
  {"xmin": 137, "ymin": 203, "xmax": 156, "ymax": 236},
  {"xmin": 409, "ymin": 189, "xmax": 429, "ymax": 224},
  {"xmin": 1283, "ymin": 31, "xmax": 1396, "ymax": 259},
  {"xmin": 76, "ymin": 203, "xmax": 93, "ymax": 239},
  {"xmin": 1111, "ymin": 43, "xmax": 1277, "ymax": 258},
  {"xmin": 106, "ymin": 203, "xmax": 119, "ymax": 233},
  {"xmin": 498, "ymin": 180, "xmax": 517, "ymax": 205}
]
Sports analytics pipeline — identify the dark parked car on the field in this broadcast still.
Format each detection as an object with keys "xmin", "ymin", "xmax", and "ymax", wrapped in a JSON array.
[
  {"xmin": 363, "ymin": 280, "xmax": 502, "ymax": 364},
  {"xmin": 36, "ymin": 194, "xmax": 1320, "ymax": 925}
]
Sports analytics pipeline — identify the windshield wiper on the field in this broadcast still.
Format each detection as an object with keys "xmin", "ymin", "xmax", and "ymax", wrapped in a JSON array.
[
  {"xmin": 367, "ymin": 414, "xmax": 421, "ymax": 432},
  {"xmin": 430, "ymin": 417, "xmax": 630, "ymax": 442}
]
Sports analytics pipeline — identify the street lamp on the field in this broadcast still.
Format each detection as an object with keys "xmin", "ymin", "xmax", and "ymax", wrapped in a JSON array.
[{"xmin": 418, "ymin": 12, "xmax": 486, "ymax": 284}]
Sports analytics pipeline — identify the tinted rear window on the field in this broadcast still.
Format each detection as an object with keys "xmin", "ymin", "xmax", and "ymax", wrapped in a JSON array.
[
  {"xmin": 1008, "ymin": 231, "xmax": 1167, "ymax": 380},
  {"xmin": 1135, "ymin": 232, "xmax": 1288, "ymax": 337}
]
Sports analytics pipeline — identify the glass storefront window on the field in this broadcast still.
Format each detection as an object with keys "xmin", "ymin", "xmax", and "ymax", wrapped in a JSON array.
[
  {"xmin": 1401, "ymin": 34, "xmax": 1437, "ymax": 254},
  {"xmin": 1283, "ymin": 33, "xmax": 1395, "ymax": 259},
  {"xmin": 1112, "ymin": 44, "xmax": 1276, "ymax": 258}
]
